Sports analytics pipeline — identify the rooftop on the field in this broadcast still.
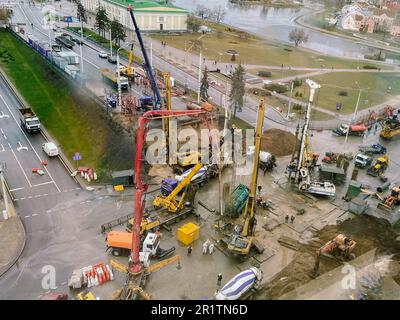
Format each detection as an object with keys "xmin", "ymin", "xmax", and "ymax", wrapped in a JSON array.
[{"xmin": 105, "ymin": 0, "xmax": 188, "ymax": 13}]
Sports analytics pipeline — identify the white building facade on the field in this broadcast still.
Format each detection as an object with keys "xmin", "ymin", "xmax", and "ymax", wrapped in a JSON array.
[{"xmin": 81, "ymin": 0, "xmax": 188, "ymax": 32}]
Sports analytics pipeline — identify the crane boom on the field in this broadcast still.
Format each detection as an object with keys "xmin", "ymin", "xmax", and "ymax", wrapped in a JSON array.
[
  {"xmin": 153, "ymin": 163, "xmax": 203, "ymax": 213},
  {"xmin": 242, "ymin": 100, "xmax": 265, "ymax": 237},
  {"xmin": 130, "ymin": 109, "xmax": 210, "ymax": 274},
  {"xmin": 226, "ymin": 100, "xmax": 265, "ymax": 257},
  {"xmin": 128, "ymin": 5, "xmax": 162, "ymax": 109}
]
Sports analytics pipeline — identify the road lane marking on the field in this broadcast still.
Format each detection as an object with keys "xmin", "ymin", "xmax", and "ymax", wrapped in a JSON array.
[
  {"xmin": 0, "ymin": 94, "xmax": 62, "ymax": 193},
  {"xmin": 10, "ymin": 187, "xmax": 25, "ymax": 192},
  {"xmin": 32, "ymin": 213, "xmax": 38, "ymax": 217},
  {"xmin": 17, "ymin": 141, "xmax": 28, "ymax": 152},
  {"xmin": 0, "ymin": 112, "xmax": 10, "ymax": 119},
  {"xmin": 9, "ymin": 143, "xmax": 32, "ymax": 187},
  {"xmin": 0, "ymin": 128, "xmax": 6, "ymax": 139},
  {"xmin": 13, "ymin": 188, "xmax": 81, "ymax": 201},
  {"xmin": 32, "ymin": 181, "xmax": 54, "ymax": 187},
  {"xmin": 0, "ymin": 144, "xmax": 4, "ymax": 152}
]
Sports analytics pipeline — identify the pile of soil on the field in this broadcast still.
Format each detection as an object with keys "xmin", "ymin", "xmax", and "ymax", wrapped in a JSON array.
[
  {"xmin": 148, "ymin": 165, "xmax": 174, "ymax": 184},
  {"xmin": 260, "ymin": 129, "xmax": 298, "ymax": 157},
  {"xmin": 254, "ymin": 216, "xmax": 400, "ymax": 300}
]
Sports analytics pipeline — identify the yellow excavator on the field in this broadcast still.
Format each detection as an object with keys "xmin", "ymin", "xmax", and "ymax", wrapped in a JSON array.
[
  {"xmin": 153, "ymin": 163, "xmax": 203, "ymax": 213},
  {"xmin": 120, "ymin": 43, "xmax": 135, "ymax": 79},
  {"xmin": 226, "ymin": 100, "xmax": 265, "ymax": 258}
]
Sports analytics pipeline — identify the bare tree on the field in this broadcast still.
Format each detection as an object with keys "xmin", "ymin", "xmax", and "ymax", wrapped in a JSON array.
[
  {"xmin": 211, "ymin": 6, "xmax": 226, "ymax": 24},
  {"xmin": 195, "ymin": 5, "xmax": 211, "ymax": 20},
  {"xmin": 186, "ymin": 14, "xmax": 201, "ymax": 32},
  {"xmin": 288, "ymin": 28, "xmax": 309, "ymax": 47},
  {"xmin": 0, "ymin": 8, "xmax": 12, "ymax": 24}
]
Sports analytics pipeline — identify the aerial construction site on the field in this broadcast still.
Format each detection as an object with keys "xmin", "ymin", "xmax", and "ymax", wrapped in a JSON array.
[{"xmin": 0, "ymin": 0, "xmax": 399, "ymax": 303}]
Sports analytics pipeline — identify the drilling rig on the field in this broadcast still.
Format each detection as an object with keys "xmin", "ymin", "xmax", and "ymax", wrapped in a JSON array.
[{"xmin": 287, "ymin": 79, "xmax": 336, "ymax": 197}]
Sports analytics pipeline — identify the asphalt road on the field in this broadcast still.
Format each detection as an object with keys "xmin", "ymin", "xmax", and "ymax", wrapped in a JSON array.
[{"xmin": 0, "ymin": 72, "xmax": 133, "ymax": 299}]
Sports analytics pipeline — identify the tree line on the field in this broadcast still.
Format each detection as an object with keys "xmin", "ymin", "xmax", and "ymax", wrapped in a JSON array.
[{"xmin": 73, "ymin": 0, "xmax": 126, "ymax": 46}]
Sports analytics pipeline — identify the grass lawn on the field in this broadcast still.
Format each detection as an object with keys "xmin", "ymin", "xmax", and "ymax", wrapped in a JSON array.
[
  {"xmin": 150, "ymin": 27, "xmax": 383, "ymax": 70},
  {"xmin": 247, "ymin": 68, "xmax": 309, "ymax": 80},
  {"xmin": 285, "ymin": 72, "xmax": 400, "ymax": 113},
  {"xmin": 249, "ymin": 92, "xmax": 334, "ymax": 121},
  {"xmin": 0, "ymin": 29, "xmax": 134, "ymax": 180}
]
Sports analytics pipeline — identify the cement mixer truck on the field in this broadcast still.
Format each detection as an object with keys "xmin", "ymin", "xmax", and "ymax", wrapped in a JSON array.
[
  {"xmin": 214, "ymin": 267, "xmax": 263, "ymax": 300},
  {"xmin": 247, "ymin": 146, "xmax": 276, "ymax": 173}
]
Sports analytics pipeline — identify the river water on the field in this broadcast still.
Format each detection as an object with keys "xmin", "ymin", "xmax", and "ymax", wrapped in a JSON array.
[{"xmin": 172, "ymin": 0, "xmax": 400, "ymax": 64}]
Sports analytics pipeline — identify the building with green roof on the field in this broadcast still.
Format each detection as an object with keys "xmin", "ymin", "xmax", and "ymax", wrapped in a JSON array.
[{"xmin": 81, "ymin": 0, "xmax": 188, "ymax": 32}]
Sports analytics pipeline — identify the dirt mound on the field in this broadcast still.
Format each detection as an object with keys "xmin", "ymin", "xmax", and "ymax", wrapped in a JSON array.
[
  {"xmin": 148, "ymin": 165, "xmax": 174, "ymax": 184},
  {"xmin": 260, "ymin": 129, "xmax": 298, "ymax": 157},
  {"xmin": 254, "ymin": 216, "xmax": 400, "ymax": 300}
]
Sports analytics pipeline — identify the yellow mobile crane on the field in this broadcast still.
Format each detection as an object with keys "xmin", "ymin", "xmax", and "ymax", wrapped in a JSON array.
[
  {"xmin": 153, "ymin": 163, "xmax": 204, "ymax": 213},
  {"xmin": 226, "ymin": 100, "xmax": 265, "ymax": 258},
  {"xmin": 120, "ymin": 43, "xmax": 135, "ymax": 79}
]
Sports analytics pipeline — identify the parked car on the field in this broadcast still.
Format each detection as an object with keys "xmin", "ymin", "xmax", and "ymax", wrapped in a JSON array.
[
  {"xmin": 42, "ymin": 142, "xmax": 59, "ymax": 157},
  {"xmin": 107, "ymin": 55, "xmax": 117, "ymax": 64},
  {"xmin": 354, "ymin": 153, "xmax": 373, "ymax": 168},
  {"xmin": 358, "ymin": 143, "xmax": 387, "ymax": 155},
  {"xmin": 98, "ymin": 51, "xmax": 108, "ymax": 58}
]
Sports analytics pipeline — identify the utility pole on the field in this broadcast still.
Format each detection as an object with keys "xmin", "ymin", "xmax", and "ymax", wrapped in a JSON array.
[
  {"xmin": 344, "ymin": 82, "xmax": 363, "ymax": 150},
  {"xmin": 150, "ymin": 39, "xmax": 153, "ymax": 68},
  {"xmin": 109, "ymin": 28, "xmax": 113, "ymax": 56},
  {"xmin": 287, "ymin": 81, "xmax": 294, "ymax": 119},
  {"xmin": 0, "ymin": 163, "xmax": 9, "ymax": 220},
  {"xmin": 117, "ymin": 48, "xmax": 123, "ymax": 112},
  {"xmin": 79, "ymin": 20, "xmax": 84, "ymax": 73},
  {"xmin": 197, "ymin": 50, "xmax": 202, "ymax": 104}
]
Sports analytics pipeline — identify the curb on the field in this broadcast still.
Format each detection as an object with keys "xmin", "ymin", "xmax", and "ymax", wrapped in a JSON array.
[
  {"xmin": 0, "ymin": 68, "xmax": 86, "ymax": 190},
  {"xmin": 0, "ymin": 216, "xmax": 26, "ymax": 278}
]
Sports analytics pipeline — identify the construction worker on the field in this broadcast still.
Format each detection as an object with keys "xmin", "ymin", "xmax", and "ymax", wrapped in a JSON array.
[
  {"xmin": 209, "ymin": 243, "xmax": 215, "ymax": 255},
  {"xmin": 217, "ymin": 273, "xmax": 223, "ymax": 286},
  {"xmin": 187, "ymin": 246, "xmax": 193, "ymax": 256},
  {"xmin": 290, "ymin": 216, "xmax": 295, "ymax": 224},
  {"xmin": 285, "ymin": 215, "xmax": 289, "ymax": 223}
]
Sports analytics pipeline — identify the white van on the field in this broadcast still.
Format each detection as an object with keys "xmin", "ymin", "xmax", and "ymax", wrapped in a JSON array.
[{"xmin": 42, "ymin": 142, "xmax": 59, "ymax": 157}]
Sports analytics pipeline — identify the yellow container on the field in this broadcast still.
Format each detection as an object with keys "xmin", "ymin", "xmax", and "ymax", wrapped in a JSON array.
[{"xmin": 177, "ymin": 222, "xmax": 200, "ymax": 245}]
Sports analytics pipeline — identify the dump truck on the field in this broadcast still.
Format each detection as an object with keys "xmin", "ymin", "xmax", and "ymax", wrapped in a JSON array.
[
  {"xmin": 19, "ymin": 107, "xmax": 41, "ymax": 133},
  {"xmin": 99, "ymin": 68, "xmax": 129, "ymax": 90},
  {"xmin": 380, "ymin": 118, "xmax": 400, "ymax": 140},
  {"xmin": 333, "ymin": 123, "xmax": 368, "ymax": 136},
  {"xmin": 106, "ymin": 231, "xmax": 175, "ymax": 259},
  {"xmin": 214, "ymin": 267, "xmax": 263, "ymax": 300},
  {"xmin": 224, "ymin": 184, "xmax": 250, "ymax": 218},
  {"xmin": 55, "ymin": 35, "xmax": 74, "ymax": 49}
]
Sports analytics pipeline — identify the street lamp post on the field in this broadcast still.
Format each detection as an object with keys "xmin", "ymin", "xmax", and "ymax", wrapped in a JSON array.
[
  {"xmin": 0, "ymin": 163, "xmax": 9, "ymax": 220},
  {"xmin": 344, "ymin": 82, "xmax": 365, "ymax": 150},
  {"xmin": 117, "ymin": 47, "xmax": 123, "ymax": 113},
  {"xmin": 109, "ymin": 28, "xmax": 113, "ymax": 57},
  {"xmin": 79, "ymin": 20, "xmax": 84, "ymax": 73},
  {"xmin": 197, "ymin": 50, "xmax": 202, "ymax": 104}
]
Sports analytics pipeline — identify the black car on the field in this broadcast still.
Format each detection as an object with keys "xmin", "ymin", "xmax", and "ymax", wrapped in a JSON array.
[
  {"xmin": 73, "ymin": 37, "xmax": 83, "ymax": 45},
  {"xmin": 107, "ymin": 55, "xmax": 117, "ymax": 64}
]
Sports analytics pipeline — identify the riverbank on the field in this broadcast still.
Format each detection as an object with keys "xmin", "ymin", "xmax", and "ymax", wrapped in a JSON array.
[
  {"xmin": 295, "ymin": 9, "xmax": 400, "ymax": 57},
  {"xmin": 229, "ymin": 0, "xmax": 302, "ymax": 7}
]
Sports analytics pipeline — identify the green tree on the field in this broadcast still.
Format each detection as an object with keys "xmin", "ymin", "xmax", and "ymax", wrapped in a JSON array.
[
  {"xmin": 200, "ymin": 67, "xmax": 209, "ymax": 101},
  {"xmin": 95, "ymin": 7, "xmax": 109, "ymax": 38},
  {"xmin": 110, "ymin": 19, "xmax": 126, "ymax": 46},
  {"xmin": 74, "ymin": 0, "xmax": 87, "ymax": 24},
  {"xmin": 288, "ymin": 28, "xmax": 309, "ymax": 47},
  {"xmin": 229, "ymin": 63, "xmax": 246, "ymax": 117}
]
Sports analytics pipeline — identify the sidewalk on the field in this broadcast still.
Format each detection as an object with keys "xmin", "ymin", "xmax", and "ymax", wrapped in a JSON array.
[{"xmin": 0, "ymin": 185, "xmax": 26, "ymax": 277}]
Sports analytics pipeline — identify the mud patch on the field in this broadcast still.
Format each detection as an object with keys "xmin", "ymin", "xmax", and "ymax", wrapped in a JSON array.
[{"xmin": 254, "ymin": 216, "xmax": 400, "ymax": 299}]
